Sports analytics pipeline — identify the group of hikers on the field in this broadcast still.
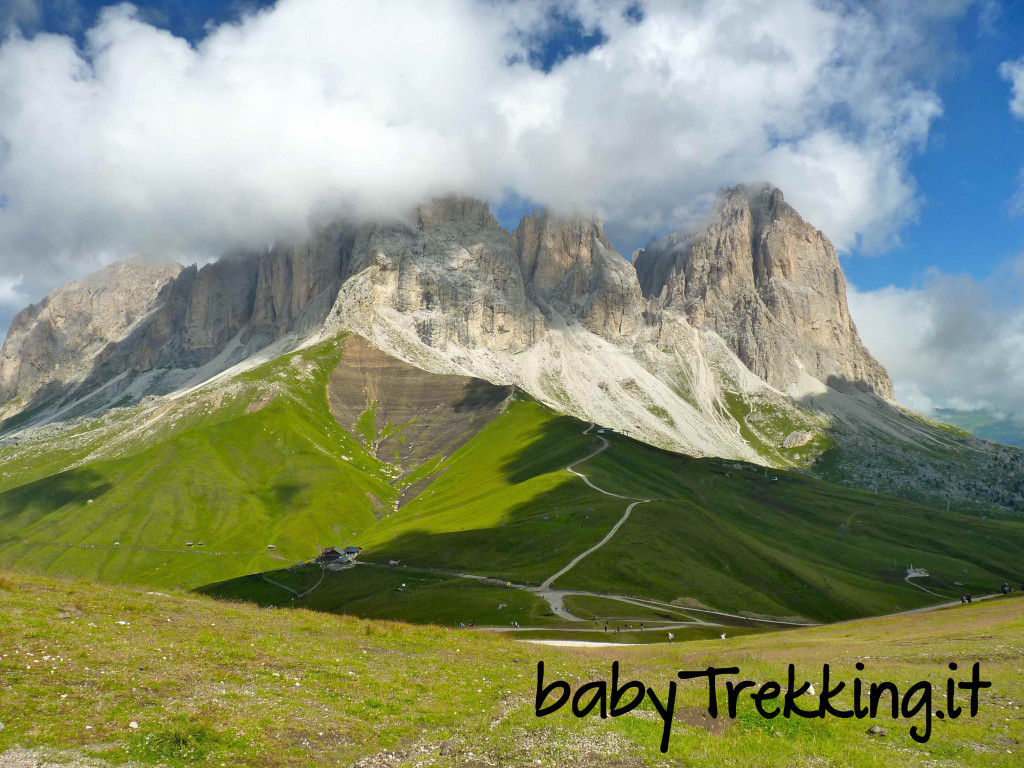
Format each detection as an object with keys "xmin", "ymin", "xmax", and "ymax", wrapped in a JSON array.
[
  {"xmin": 598, "ymin": 620, "xmax": 644, "ymax": 633},
  {"xmin": 960, "ymin": 581, "xmax": 1024, "ymax": 604}
]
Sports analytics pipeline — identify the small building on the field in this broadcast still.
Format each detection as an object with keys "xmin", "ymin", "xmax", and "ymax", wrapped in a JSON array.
[
  {"xmin": 318, "ymin": 546, "xmax": 345, "ymax": 562},
  {"xmin": 317, "ymin": 545, "xmax": 362, "ymax": 564}
]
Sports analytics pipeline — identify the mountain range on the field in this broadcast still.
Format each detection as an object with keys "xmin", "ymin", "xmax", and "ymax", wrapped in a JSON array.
[
  {"xmin": 0, "ymin": 183, "xmax": 1022, "ymax": 626},
  {"xmin": 2, "ymin": 183, "xmax": 1020, "ymax": 508}
]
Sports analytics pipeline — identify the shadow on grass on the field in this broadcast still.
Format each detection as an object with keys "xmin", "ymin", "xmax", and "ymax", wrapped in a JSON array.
[
  {"xmin": 269, "ymin": 482, "xmax": 304, "ymax": 508},
  {"xmin": 0, "ymin": 467, "xmax": 113, "ymax": 531}
]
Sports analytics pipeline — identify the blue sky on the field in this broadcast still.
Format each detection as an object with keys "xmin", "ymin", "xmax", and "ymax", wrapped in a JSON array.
[
  {"xmin": 844, "ymin": 0, "xmax": 1024, "ymax": 292},
  {"xmin": 2, "ymin": 0, "xmax": 1024, "ymax": 414}
]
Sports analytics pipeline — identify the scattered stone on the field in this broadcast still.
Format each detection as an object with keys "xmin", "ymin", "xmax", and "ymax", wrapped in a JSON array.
[
  {"xmin": 866, "ymin": 725, "xmax": 887, "ymax": 737},
  {"xmin": 129, "ymin": 721, "xmax": 138, "ymax": 730},
  {"xmin": 783, "ymin": 430, "xmax": 815, "ymax": 449}
]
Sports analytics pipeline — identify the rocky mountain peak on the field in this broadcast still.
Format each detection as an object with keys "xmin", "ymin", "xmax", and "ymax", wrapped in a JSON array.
[
  {"xmin": 634, "ymin": 183, "xmax": 893, "ymax": 398},
  {"xmin": 513, "ymin": 209, "xmax": 642, "ymax": 336},
  {"xmin": 0, "ymin": 259, "xmax": 183, "ymax": 414},
  {"xmin": 416, "ymin": 196, "xmax": 500, "ymax": 231}
]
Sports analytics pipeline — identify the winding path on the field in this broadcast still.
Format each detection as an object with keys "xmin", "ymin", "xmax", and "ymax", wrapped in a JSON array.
[
  {"xmin": 904, "ymin": 572, "xmax": 948, "ymax": 599},
  {"xmin": 263, "ymin": 568, "xmax": 325, "ymax": 601},
  {"xmin": 539, "ymin": 499, "xmax": 650, "ymax": 590},
  {"xmin": 262, "ymin": 575, "xmax": 300, "ymax": 597},
  {"xmin": 535, "ymin": 423, "xmax": 650, "ymax": 597}
]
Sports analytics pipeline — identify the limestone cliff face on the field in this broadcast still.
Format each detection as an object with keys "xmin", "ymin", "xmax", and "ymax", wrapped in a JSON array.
[
  {"xmin": 332, "ymin": 197, "xmax": 642, "ymax": 353},
  {"xmin": 634, "ymin": 184, "xmax": 893, "ymax": 398},
  {"xmin": 0, "ymin": 197, "xmax": 644, "ymax": 416},
  {"xmin": 515, "ymin": 211, "xmax": 642, "ymax": 336},
  {"xmin": 0, "ymin": 226, "xmax": 359, "ymax": 413},
  {"xmin": 76, "ymin": 226, "xmax": 358, "ymax": 396},
  {"xmin": 0, "ymin": 260, "xmax": 182, "ymax": 411},
  {"xmin": 341, "ymin": 197, "xmax": 544, "ymax": 353}
]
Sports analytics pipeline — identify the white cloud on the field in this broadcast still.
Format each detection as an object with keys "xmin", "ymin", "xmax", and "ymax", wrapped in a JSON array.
[
  {"xmin": 1001, "ymin": 55, "xmax": 1024, "ymax": 118},
  {"xmin": 0, "ymin": 274, "xmax": 26, "ymax": 307},
  {"xmin": 849, "ymin": 264, "xmax": 1024, "ymax": 416},
  {"xmin": 1000, "ymin": 54, "xmax": 1024, "ymax": 214},
  {"xmin": 0, "ymin": 0, "xmax": 39, "ymax": 31},
  {"xmin": 0, "ymin": 0, "xmax": 966, "ymax": 318}
]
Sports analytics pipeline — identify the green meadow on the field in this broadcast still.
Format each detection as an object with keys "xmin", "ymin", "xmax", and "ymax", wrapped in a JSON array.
[{"xmin": 1, "ymin": 568, "xmax": 1023, "ymax": 767}]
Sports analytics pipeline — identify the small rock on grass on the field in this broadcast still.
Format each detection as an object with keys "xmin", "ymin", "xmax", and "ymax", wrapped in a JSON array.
[{"xmin": 866, "ymin": 725, "xmax": 887, "ymax": 736}]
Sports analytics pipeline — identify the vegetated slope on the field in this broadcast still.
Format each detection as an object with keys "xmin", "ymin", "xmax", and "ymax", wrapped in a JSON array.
[
  {"xmin": 2, "ymin": 332, "xmax": 1024, "ymax": 626},
  {"xmin": 199, "ymin": 562, "xmax": 560, "ymax": 628},
  {"xmin": 0, "ymin": 339, "xmax": 396, "ymax": 588},
  {"xmin": 555, "ymin": 434, "xmax": 1024, "ymax": 621},
  {"xmin": 352, "ymin": 398, "xmax": 626, "ymax": 583},
  {"xmin": 0, "ymin": 333, "xmax": 527, "ymax": 590},
  {"xmin": 3, "ymin": 568, "xmax": 1024, "ymax": 768},
  {"xmin": 208, "ymin": 392, "xmax": 1024, "ymax": 624}
]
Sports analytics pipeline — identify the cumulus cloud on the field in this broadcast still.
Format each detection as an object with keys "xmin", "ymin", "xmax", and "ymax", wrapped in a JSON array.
[
  {"xmin": 0, "ymin": 0, "xmax": 967, "ymax": 324},
  {"xmin": 849, "ymin": 263, "xmax": 1024, "ymax": 416}
]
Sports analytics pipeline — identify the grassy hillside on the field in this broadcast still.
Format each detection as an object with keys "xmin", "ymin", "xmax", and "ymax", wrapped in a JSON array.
[
  {"xmin": 0, "ymin": 340, "xmax": 396, "ymax": 588},
  {"xmin": 2, "ymin": 568, "xmax": 1024, "ymax": 767},
  {"xmin": 2, "ymin": 332, "xmax": 1024, "ymax": 627},
  {"xmin": 325, "ymin": 423, "xmax": 1024, "ymax": 623}
]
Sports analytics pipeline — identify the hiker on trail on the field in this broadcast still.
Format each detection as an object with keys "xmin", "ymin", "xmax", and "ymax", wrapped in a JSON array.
[
  {"xmin": 967, "ymin": 593, "xmax": 973, "ymax": 604},
  {"xmin": 720, "ymin": 633, "xmax": 726, "ymax": 640},
  {"xmin": 961, "ymin": 594, "xmax": 967, "ymax": 605},
  {"xmin": 639, "ymin": 622, "xmax": 644, "ymax": 631},
  {"xmin": 604, "ymin": 622, "xmax": 608, "ymax": 632},
  {"xmin": 667, "ymin": 632, "xmax": 674, "ymax": 642},
  {"xmin": 1002, "ymin": 583, "xmax": 1011, "ymax": 595}
]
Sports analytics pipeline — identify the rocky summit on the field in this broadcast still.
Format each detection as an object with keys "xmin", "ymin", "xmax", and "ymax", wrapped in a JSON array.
[
  {"xmin": 1, "ymin": 184, "xmax": 1022, "ymax": 512},
  {"xmin": 634, "ymin": 184, "xmax": 892, "ymax": 399}
]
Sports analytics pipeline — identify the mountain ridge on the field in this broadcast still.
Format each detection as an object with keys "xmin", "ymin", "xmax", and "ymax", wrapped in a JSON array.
[{"xmin": 2, "ymin": 184, "xmax": 1022, "ymax": 513}]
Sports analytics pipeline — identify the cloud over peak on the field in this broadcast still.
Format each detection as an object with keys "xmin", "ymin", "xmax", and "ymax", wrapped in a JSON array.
[{"xmin": 0, "ymin": 0, "xmax": 967, "ymax": 324}]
